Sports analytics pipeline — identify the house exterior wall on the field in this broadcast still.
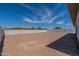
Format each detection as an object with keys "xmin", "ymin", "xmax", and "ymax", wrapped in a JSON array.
[{"xmin": 68, "ymin": 4, "xmax": 79, "ymax": 26}]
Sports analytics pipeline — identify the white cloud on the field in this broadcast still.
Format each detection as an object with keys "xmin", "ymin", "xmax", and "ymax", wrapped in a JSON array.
[
  {"xmin": 55, "ymin": 21, "xmax": 64, "ymax": 24},
  {"xmin": 19, "ymin": 3, "xmax": 32, "ymax": 10},
  {"xmin": 19, "ymin": 4, "xmax": 43, "ymax": 16},
  {"xmin": 65, "ymin": 23, "xmax": 72, "ymax": 26},
  {"xmin": 19, "ymin": 4, "xmax": 66, "ymax": 24},
  {"xmin": 48, "ymin": 12, "xmax": 66, "ymax": 23},
  {"xmin": 23, "ymin": 12, "xmax": 66, "ymax": 24},
  {"xmin": 19, "ymin": 3, "xmax": 39, "ymax": 16},
  {"xmin": 23, "ymin": 17, "xmax": 45, "ymax": 23},
  {"xmin": 19, "ymin": 4, "xmax": 52, "ymax": 19},
  {"xmin": 41, "ymin": 5, "xmax": 52, "ymax": 17}
]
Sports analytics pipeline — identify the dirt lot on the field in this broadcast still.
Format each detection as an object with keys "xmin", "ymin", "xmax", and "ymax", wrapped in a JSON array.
[{"xmin": 2, "ymin": 31, "xmax": 77, "ymax": 56}]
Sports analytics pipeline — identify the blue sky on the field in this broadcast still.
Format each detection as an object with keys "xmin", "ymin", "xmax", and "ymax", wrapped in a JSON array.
[{"xmin": 0, "ymin": 3, "xmax": 74, "ymax": 29}]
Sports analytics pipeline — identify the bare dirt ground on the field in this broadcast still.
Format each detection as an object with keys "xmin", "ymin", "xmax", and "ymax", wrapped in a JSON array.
[
  {"xmin": 2, "ymin": 31, "xmax": 77, "ymax": 56},
  {"xmin": 5, "ymin": 30, "xmax": 47, "ymax": 35}
]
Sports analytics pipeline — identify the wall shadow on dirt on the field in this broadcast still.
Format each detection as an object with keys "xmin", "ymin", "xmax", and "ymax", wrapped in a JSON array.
[{"xmin": 47, "ymin": 33, "xmax": 79, "ymax": 56}]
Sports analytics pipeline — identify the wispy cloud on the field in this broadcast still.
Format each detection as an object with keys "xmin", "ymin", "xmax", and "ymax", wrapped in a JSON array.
[
  {"xmin": 65, "ymin": 23, "xmax": 72, "ymax": 26},
  {"xmin": 41, "ymin": 5, "xmax": 52, "ymax": 17},
  {"xmin": 55, "ymin": 21, "xmax": 64, "ymax": 24},
  {"xmin": 23, "ymin": 11, "xmax": 66, "ymax": 24},
  {"xmin": 19, "ymin": 4, "xmax": 67, "ymax": 24},
  {"xmin": 19, "ymin": 4, "xmax": 33, "ymax": 10},
  {"xmin": 19, "ymin": 3, "xmax": 39, "ymax": 16},
  {"xmin": 48, "ymin": 12, "xmax": 66, "ymax": 23},
  {"xmin": 23, "ymin": 17, "xmax": 45, "ymax": 23},
  {"xmin": 19, "ymin": 4, "xmax": 52, "ymax": 23},
  {"xmin": 19, "ymin": 3, "xmax": 52, "ymax": 18}
]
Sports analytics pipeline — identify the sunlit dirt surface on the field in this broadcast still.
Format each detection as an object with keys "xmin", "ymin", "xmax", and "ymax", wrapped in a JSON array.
[{"xmin": 2, "ymin": 31, "xmax": 76, "ymax": 56}]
